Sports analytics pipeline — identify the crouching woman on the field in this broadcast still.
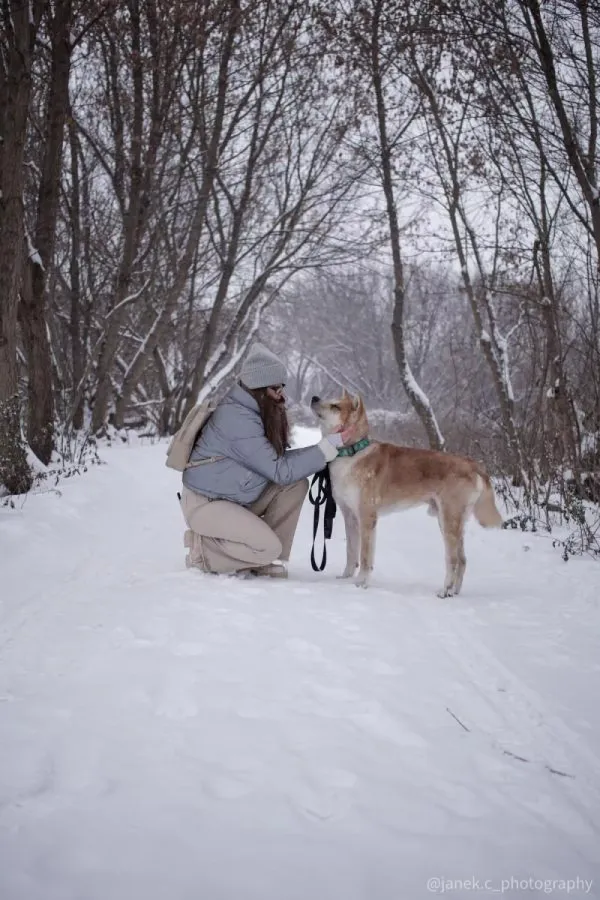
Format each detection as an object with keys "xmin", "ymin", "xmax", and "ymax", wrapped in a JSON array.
[{"xmin": 180, "ymin": 343, "xmax": 342, "ymax": 578}]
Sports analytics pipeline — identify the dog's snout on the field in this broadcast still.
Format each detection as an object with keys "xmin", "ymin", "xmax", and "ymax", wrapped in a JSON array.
[{"xmin": 311, "ymin": 395, "xmax": 320, "ymax": 405}]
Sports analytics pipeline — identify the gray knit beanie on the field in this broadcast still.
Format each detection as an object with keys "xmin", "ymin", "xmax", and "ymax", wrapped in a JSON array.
[{"xmin": 240, "ymin": 342, "xmax": 287, "ymax": 389}]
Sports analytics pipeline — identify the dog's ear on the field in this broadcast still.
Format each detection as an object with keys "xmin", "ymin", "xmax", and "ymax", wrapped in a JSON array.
[
  {"xmin": 352, "ymin": 394, "xmax": 362, "ymax": 411},
  {"xmin": 341, "ymin": 387, "xmax": 350, "ymax": 400}
]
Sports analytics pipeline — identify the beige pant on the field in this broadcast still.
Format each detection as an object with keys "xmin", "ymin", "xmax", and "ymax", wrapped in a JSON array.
[{"xmin": 180, "ymin": 479, "xmax": 309, "ymax": 574}]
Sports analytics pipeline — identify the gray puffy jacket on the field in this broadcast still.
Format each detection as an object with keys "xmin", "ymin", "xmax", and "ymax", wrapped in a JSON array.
[{"xmin": 182, "ymin": 384, "xmax": 329, "ymax": 505}]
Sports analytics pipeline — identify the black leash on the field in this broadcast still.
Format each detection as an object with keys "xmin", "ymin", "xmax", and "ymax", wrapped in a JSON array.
[{"xmin": 308, "ymin": 466, "xmax": 337, "ymax": 571}]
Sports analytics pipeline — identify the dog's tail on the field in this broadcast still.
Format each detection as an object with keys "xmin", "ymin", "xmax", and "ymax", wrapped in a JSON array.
[{"xmin": 473, "ymin": 473, "xmax": 503, "ymax": 528}]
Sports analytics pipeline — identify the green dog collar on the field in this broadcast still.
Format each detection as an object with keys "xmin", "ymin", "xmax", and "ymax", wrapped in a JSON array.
[{"xmin": 337, "ymin": 437, "xmax": 371, "ymax": 458}]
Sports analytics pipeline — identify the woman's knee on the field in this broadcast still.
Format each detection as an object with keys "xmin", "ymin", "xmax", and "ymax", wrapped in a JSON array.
[
  {"xmin": 290, "ymin": 477, "xmax": 309, "ymax": 498},
  {"xmin": 259, "ymin": 531, "xmax": 283, "ymax": 563}
]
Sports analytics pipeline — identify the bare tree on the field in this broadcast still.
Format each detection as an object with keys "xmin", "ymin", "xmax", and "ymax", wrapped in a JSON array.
[
  {"xmin": 517, "ymin": 0, "xmax": 600, "ymax": 267},
  {"xmin": 18, "ymin": 0, "xmax": 74, "ymax": 464},
  {"xmin": 1, "ymin": 0, "xmax": 598, "ymax": 532},
  {"xmin": 400, "ymin": 3, "xmax": 526, "ymax": 481},
  {"xmin": 317, "ymin": 0, "xmax": 446, "ymax": 449},
  {"xmin": 0, "ymin": 1, "xmax": 44, "ymax": 493},
  {"xmin": 123, "ymin": 0, "xmax": 367, "ymax": 432},
  {"xmin": 78, "ymin": 0, "xmax": 231, "ymax": 433}
]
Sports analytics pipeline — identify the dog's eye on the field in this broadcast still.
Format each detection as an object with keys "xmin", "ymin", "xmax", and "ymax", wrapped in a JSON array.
[{"xmin": 330, "ymin": 404, "xmax": 340, "ymax": 411}]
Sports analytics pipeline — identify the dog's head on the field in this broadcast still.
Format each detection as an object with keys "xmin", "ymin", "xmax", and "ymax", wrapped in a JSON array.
[{"xmin": 310, "ymin": 389, "xmax": 368, "ymax": 439}]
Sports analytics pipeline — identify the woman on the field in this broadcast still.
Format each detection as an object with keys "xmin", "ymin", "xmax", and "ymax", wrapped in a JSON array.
[{"xmin": 180, "ymin": 342, "xmax": 344, "ymax": 578}]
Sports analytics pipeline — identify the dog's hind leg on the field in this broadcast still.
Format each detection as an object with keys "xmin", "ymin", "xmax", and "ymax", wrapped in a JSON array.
[
  {"xmin": 355, "ymin": 504, "xmax": 377, "ymax": 589},
  {"xmin": 338, "ymin": 502, "xmax": 359, "ymax": 579},
  {"xmin": 438, "ymin": 506, "xmax": 466, "ymax": 598},
  {"xmin": 452, "ymin": 518, "xmax": 467, "ymax": 594}
]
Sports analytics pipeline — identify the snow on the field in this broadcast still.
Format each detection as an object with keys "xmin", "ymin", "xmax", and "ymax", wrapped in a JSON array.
[
  {"xmin": 402, "ymin": 362, "xmax": 446, "ymax": 450},
  {"xmin": 1, "ymin": 430, "xmax": 600, "ymax": 899},
  {"xmin": 25, "ymin": 230, "xmax": 43, "ymax": 270},
  {"xmin": 106, "ymin": 278, "xmax": 151, "ymax": 321},
  {"xmin": 496, "ymin": 333, "xmax": 515, "ymax": 404},
  {"xmin": 368, "ymin": 408, "xmax": 413, "ymax": 428},
  {"xmin": 120, "ymin": 313, "xmax": 162, "ymax": 383},
  {"xmin": 196, "ymin": 292, "xmax": 272, "ymax": 407},
  {"xmin": 582, "ymin": 430, "xmax": 599, "ymax": 457},
  {"xmin": 403, "ymin": 361, "xmax": 432, "ymax": 412}
]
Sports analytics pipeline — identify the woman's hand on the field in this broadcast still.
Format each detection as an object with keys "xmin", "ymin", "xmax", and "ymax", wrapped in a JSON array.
[
  {"xmin": 317, "ymin": 429, "xmax": 352, "ymax": 462},
  {"xmin": 324, "ymin": 432, "xmax": 345, "ymax": 449}
]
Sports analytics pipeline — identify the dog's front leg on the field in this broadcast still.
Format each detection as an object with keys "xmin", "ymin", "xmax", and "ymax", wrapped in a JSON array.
[
  {"xmin": 355, "ymin": 506, "xmax": 377, "ymax": 588},
  {"xmin": 438, "ymin": 508, "xmax": 466, "ymax": 598},
  {"xmin": 337, "ymin": 503, "xmax": 359, "ymax": 579}
]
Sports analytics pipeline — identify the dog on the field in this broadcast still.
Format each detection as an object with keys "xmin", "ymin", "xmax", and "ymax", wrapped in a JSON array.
[{"xmin": 311, "ymin": 391, "xmax": 503, "ymax": 596}]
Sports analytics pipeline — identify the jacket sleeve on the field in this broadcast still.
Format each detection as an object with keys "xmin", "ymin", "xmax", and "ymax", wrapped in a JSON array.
[{"xmin": 227, "ymin": 415, "xmax": 329, "ymax": 485}]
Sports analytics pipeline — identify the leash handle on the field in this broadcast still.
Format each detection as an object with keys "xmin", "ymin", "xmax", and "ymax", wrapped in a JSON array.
[
  {"xmin": 309, "ymin": 467, "xmax": 336, "ymax": 572},
  {"xmin": 309, "ymin": 471, "xmax": 327, "ymax": 571}
]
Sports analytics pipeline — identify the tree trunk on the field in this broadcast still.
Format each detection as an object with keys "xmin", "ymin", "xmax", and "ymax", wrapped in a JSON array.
[
  {"xmin": 532, "ymin": 238, "xmax": 578, "ymax": 474},
  {"xmin": 0, "ymin": 2, "xmax": 43, "ymax": 493},
  {"xmin": 370, "ymin": 0, "xmax": 445, "ymax": 451},
  {"xmin": 68, "ymin": 113, "xmax": 85, "ymax": 430},
  {"xmin": 19, "ymin": 0, "xmax": 73, "ymax": 463},
  {"xmin": 153, "ymin": 346, "xmax": 175, "ymax": 436},
  {"xmin": 18, "ymin": 245, "xmax": 55, "ymax": 464}
]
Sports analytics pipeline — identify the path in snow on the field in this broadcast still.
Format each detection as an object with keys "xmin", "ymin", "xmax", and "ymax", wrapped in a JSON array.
[{"xmin": 1, "ymin": 434, "xmax": 599, "ymax": 900}]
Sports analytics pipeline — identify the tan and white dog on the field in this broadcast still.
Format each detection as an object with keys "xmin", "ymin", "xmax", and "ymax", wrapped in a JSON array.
[{"xmin": 311, "ymin": 391, "xmax": 503, "ymax": 597}]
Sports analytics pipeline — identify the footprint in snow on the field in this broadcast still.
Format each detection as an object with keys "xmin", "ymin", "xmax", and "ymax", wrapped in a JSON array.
[
  {"xmin": 370, "ymin": 659, "xmax": 403, "ymax": 676},
  {"xmin": 153, "ymin": 674, "xmax": 199, "ymax": 719},
  {"xmin": 351, "ymin": 703, "xmax": 428, "ymax": 748},
  {"xmin": 285, "ymin": 637, "xmax": 324, "ymax": 660},
  {"xmin": 155, "ymin": 694, "xmax": 198, "ymax": 720},
  {"xmin": 172, "ymin": 641, "xmax": 206, "ymax": 658},
  {"xmin": 288, "ymin": 769, "xmax": 358, "ymax": 822},
  {"xmin": 203, "ymin": 773, "xmax": 256, "ymax": 800}
]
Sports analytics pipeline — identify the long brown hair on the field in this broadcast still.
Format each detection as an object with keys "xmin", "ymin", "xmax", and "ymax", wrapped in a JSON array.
[{"xmin": 245, "ymin": 384, "xmax": 290, "ymax": 457}]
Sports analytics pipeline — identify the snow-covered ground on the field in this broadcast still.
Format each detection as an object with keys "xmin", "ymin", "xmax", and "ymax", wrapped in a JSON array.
[{"xmin": 1, "ymin": 428, "xmax": 599, "ymax": 900}]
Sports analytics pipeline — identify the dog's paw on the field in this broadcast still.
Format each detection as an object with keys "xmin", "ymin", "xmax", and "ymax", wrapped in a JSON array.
[
  {"xmin": 354, "ymin": 574, "xmax": 370, "ymax": 589},
  {"xmin": 337, "ymin": 568, "xmax": 357, "ymax": 580},
  {"xmin": 437, "ymin": 586, "xmax": 456, "ymax": 599}
]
